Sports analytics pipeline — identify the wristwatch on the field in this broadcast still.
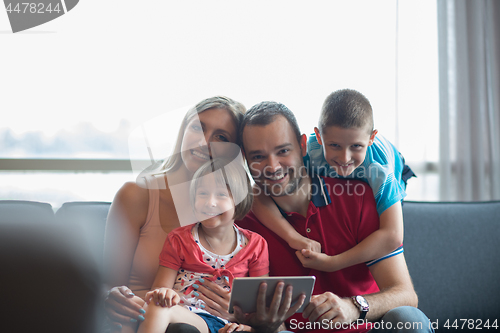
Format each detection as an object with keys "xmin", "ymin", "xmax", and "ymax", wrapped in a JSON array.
[{"xmin": 352, "ymin": 295, "xmax": 369, "ymax": 320}]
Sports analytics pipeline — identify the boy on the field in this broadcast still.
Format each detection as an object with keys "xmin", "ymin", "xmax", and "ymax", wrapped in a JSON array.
[{"xmin": 252, "ymin": 89, "xmax": 415, "ymax": 271}]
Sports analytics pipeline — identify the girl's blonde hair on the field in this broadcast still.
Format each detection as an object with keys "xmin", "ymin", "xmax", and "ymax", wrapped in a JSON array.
[
  {"xmin": 190, "ymin": 158, "xmax": 253, "ymax": 221},
  {"xmin": 158, "ymin": 96, "xmax": 246, "ymax": 174}
]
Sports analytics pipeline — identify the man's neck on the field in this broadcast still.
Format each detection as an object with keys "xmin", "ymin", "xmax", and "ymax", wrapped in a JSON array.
[{"xmin": 272, "ymin": 174, "xmax": 311, "ymax": 218}]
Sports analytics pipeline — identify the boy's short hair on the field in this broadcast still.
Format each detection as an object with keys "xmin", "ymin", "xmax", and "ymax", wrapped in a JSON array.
[
  {"xmin": 241, "ymin": 101, "xmax": 302, "ymax": 146},
  {"xmin": 319, "ymin": 89, "xmax": 374, "ymax": 134},
  {"xmin": 190, "ymin": 158, "xmax": 253, "ymax": 221}
]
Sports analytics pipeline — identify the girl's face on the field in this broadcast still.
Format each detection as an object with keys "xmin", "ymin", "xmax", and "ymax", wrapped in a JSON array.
[
  {"xmin": 194, "ymin": 174, "xmax": 235, "ymax": 230},
  {"xmin": 180, "ymin": 108, "xmax": 238, "ymax": 174}
]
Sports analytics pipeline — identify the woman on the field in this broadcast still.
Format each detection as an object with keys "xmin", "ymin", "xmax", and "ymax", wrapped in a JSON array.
[{"xmin": 103, "ymin": 96, "xmax": 246, "ymax": 330}]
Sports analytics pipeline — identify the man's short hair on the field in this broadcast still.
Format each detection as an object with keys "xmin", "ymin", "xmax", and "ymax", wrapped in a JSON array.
[
  {"xmin": 319, "ymin": 89, "xmax": 374, "ymax": 134},
  {"xmin": 190, "ymin": 158, "xmax": 253, "ymax": 221},
  {"xmin": 240, "ymin": 101, "xmax": 302, "ymax": 146}
]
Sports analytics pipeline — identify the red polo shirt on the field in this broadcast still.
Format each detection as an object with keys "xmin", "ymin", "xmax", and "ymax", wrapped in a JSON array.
[{"xmin": 237, "ymin": 176, "xmax": 384, "ymax": 332}]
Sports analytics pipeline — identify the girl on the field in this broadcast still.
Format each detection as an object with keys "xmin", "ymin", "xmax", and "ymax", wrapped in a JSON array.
[{"xmin": 135, "ymin": 158, "xmax": 269, "ymax": 333}]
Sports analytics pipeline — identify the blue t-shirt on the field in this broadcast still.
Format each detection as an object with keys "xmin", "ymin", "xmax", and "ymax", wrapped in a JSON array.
[{"xmin": 305, "ymin": 133, "xmax": 407, "ymax": 215}]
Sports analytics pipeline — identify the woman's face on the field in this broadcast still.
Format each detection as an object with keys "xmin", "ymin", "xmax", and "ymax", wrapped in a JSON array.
[{"xmin": 180, "ymin": 108, "xmax": 239, "ymax": 174}]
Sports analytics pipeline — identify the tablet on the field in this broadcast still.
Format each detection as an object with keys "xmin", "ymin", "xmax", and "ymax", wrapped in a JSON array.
[{"xmin": 228, "ymin": 276, "xmax": 316, "ymax": 314}]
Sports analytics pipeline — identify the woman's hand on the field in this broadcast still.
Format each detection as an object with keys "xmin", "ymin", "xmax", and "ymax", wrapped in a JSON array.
[
  {"xmin": 194, "ymin": 278, "xmax": 234, "ymax": 321},
  {"xmin": 104, "ymin": 286, "xmax": 146, "ymax": 326}
]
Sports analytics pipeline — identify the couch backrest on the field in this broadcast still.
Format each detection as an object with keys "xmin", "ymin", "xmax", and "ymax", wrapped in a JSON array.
[
  {"xmin": 0, "ymin": 200, "xmax": 55, "ymax": 224},
  {"xmin": 403, "ymin": 201, "xmax": 500, "ymax": 325},
  {"xmin": 3, "ymin": 199, "xmax": 500, "ymax": 327}
]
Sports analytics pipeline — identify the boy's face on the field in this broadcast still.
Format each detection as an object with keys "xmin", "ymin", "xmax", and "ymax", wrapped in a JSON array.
[
  {"xmin": 315, "ymin": 125, "xmax": 377, "ymax": 177},
  {"xmin": 194, "ymin": 174, "xmax": 235, "ymax": 229}
]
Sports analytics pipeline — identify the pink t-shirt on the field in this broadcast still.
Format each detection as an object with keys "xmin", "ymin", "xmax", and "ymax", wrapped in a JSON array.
[
  {"xmin": 167, "ymin": 223, "xmax": 249, "ymax": 310},
  {"xmin": 159, "ymin": 223, "xmax": 269, "ymax": 308}
]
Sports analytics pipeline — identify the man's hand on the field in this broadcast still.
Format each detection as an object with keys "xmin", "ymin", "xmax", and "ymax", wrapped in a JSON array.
[
  {"xmin": 302, "ymin": 292, "xmax": 359, "ymax": 326},
  {"xmin": 288, "ymin": 235, "xmax": 322, "ymax": 253},
  {"xmin": 296, "ymin": 249, "xmax": 340, "ymax": 272},
  {"xmin": 232, "ymin": 282, "xmax": 306, "ymax": 333}
]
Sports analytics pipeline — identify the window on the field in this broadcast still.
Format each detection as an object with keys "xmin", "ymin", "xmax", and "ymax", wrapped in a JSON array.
[{"xmin": 0, "ymin": 0, "xmax": 438, "ymax": 208}]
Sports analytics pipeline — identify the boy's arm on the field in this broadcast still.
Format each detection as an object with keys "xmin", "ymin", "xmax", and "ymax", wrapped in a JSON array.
[
  {"xmin": 378, "ymin": 201, "xmax": 404, "ymax": 248},
  {"xmin": 253, "ymin": 187, "xmax": 321, "ymax": 253},
  {"xmin": 296, "ymin": 202, "xmax": 403, "ymax": 272}
]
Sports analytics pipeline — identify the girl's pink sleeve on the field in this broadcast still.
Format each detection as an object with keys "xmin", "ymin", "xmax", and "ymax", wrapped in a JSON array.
[
  {"xmin": 248, "ymin": 235, "xmax": 270, "ymax": 277},
  {"xmin": 159, "ymin": 233, "xmax": 183, "ymax": 271}
]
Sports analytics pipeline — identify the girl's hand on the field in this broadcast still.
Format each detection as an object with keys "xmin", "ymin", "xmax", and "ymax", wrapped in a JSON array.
[
  {"xmin": 194, "ymin": 278, "xmax": 234, "ymax": 321},
  {"xmin": 219, "ymin": 322, "xmax": 254, "ymax": 333},
  {"xmin": 288, "ymin": 235, "xmax": 321, "ymax": 253},
  {"xmin": 145, "ymin": 287, "xmax": 180, "ymax": 307},
  {"xmin": 104, "ymin": 286, "xmax": 146, "ymax": 326}
]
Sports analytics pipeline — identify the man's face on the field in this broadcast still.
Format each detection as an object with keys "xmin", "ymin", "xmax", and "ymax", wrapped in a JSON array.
[{"xmin": 242, "ymin": 116, "xmax": 306, "ymax": 197}]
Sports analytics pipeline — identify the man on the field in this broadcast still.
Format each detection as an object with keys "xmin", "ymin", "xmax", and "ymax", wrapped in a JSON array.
[{"xmin": 233, "ymin": 101, "xmax": 432, "ymax": 333}]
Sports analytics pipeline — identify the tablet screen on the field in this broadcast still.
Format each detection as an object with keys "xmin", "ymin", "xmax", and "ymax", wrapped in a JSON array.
[{"xmin": 228, "ymin": 276, "xmax": 316, "ymax": 314}]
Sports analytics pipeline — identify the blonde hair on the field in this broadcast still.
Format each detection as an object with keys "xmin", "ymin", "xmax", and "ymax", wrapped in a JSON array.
[
  {"xmin": 190, "ymin": 158, "xmax": 253, "ymax": 221},
  {"xmin": 157, "ymin": 96, "xmax": 246, "ymax": 174}
]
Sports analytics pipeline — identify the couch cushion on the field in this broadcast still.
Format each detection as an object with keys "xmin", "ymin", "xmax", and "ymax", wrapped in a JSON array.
[
  {"xmin": 55, "ymin": 201, "xmax": 111, "ymax": 274},
  {"xmin": 403, "ymin": 201, "xmax": 500, "ymax": 327}
]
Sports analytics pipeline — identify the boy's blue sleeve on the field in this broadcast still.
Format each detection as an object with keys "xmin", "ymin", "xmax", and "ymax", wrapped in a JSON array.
[{"xmin": 360, "ymin": 135, "xmax": 407, "ymax": 215}]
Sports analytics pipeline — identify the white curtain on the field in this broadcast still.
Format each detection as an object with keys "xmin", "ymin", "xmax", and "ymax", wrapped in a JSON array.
[{"xmin": 438, "ymin": 0, "xmax": 500, "ymax": 201}]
